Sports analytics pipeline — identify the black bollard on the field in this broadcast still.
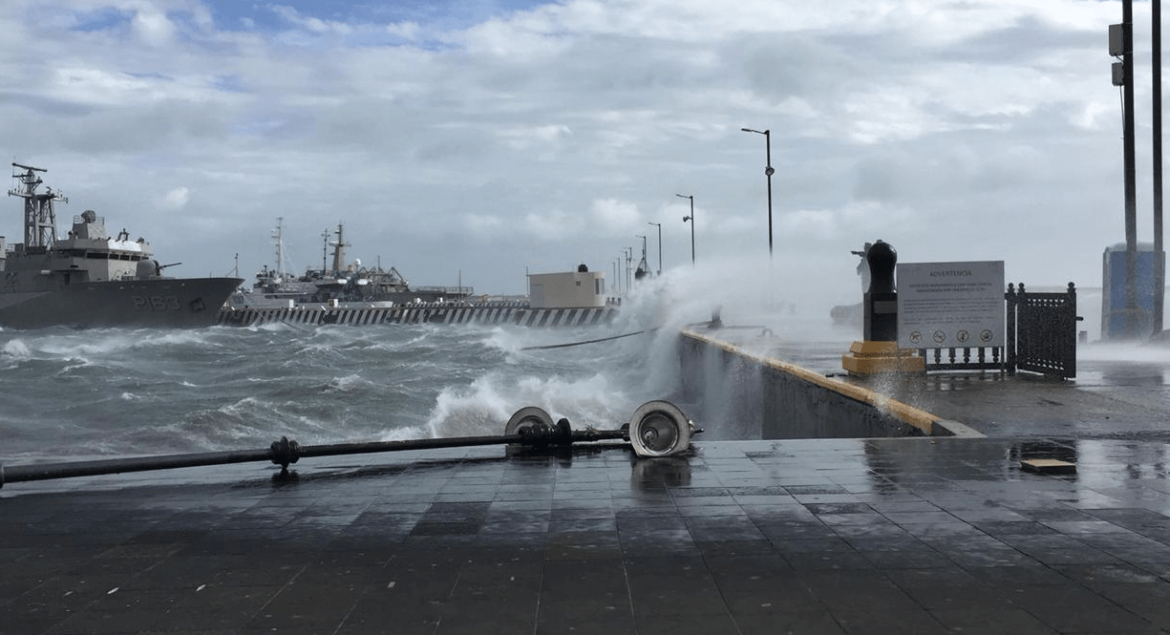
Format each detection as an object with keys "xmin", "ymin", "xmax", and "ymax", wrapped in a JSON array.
[
  {"xmin": 863, "ymin": 240, "xmax": 898, "ymax": 341},
  {"xmin": 843, "ymin": 239, "xmax": 924, "ymax": 376}
]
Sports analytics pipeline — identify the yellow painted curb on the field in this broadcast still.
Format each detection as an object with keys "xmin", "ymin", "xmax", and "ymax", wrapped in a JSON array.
[{"xmin": 682, "ymin": 330, "xmax": 939, "ymax": 435}]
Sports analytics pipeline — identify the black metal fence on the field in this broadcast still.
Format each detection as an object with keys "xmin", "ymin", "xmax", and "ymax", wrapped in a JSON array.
[
  {"xmin": 1009, "ymin": 282, "xmax": 1079, "ymax": 378},
  {"xmin": 919, "ymin": 282, "xmax": 1079, "ymax": 378}
]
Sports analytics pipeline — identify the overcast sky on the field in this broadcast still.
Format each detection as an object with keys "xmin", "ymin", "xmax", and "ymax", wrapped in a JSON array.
[{"xmin": 0, "ymin": 0, "xmax": 1158, "ymax": 314}]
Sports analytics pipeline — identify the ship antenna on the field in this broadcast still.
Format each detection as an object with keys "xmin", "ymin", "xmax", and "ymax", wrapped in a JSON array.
[
  {"xmin": 272, "ymin": 217, "xmax": 283, "ymax": 277},
  {"xmin": 330, "ymin": 222, "xmax": 349, "ymax": 275},
  {"xmin": 321, "ymin": 227, "xmax": 329, "ymax": 275},
  {"xmin": 8, "ymin": 163, "xmax": 66, "ymax": 249},
  {"xmin": 271, "ymin": 217, "xmax": 297, "ymax": 278}
]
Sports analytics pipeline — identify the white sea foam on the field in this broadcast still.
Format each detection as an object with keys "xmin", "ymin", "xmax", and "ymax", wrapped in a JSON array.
[
  {"xmin": 377, "ymin": 424, "xmax": 432, "ymax": 442},
  {"xmin": 423, "ymin": 375, "xmax": 514, "ymax": 438},
  {"xmin": 3, "ymin": 339, "xmax": 31, "ymax": 359},
  {"xmin": 127, "ymin": 330, "xmax": 209, "ymax": 349},
  {"xmin": 326, "ymin": 373, "xmax": 375, "ymax": 393},
  {"xmin": 38, "ymin": 333, "xmax": 138, "ymax": 358},
  {"xmin": 422, "ymin": 365, "xmax": 640, "ymax": 440},
  {"xmin": 480, "ymin": 326, "xmax": 526, "ymax": 358}
]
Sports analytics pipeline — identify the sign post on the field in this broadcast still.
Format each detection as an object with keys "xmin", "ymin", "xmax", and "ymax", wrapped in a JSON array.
[{"xmin": 897, "ymin": 261, "xmax": 1005, "ymax": 350}]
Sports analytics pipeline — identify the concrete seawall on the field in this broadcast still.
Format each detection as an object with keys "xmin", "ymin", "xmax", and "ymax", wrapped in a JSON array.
[{"xmin": 678, "ymin": 329, "xmax": 979, "ymax": 439}]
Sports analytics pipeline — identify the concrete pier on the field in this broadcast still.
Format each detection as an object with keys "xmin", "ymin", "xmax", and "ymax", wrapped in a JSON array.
[
  {"xmin": 217, "ymin": 303, "xmax": 617, "ymax": 328},
  {"xmin": 5, "ymin": 333, "xmax": 1170, "ymax": 634}
]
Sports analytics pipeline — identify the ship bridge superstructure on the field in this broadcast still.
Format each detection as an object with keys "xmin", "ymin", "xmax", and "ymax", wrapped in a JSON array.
[{"xmin": 4, "ymin": 164, "xmax": 165, "ymax": 289}]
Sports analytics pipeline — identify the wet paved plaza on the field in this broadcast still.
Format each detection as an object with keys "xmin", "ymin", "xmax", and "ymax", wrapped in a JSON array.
[
  {"xmin": 6, "ymin": 434, "xmax": 1170, "ymax": 634},
  {"xmin": 5, "ymin": 337, "xmax": 1170, "ymax": 634}
]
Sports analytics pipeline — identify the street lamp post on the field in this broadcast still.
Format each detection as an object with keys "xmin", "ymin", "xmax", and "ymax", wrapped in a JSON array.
[
  {"xmin": 635, "ymin": 234, "xmax": 647, "ymax": 278},
  {"xmin": 625, "ymin": 247, "xmax": 633, "ymax": 292},
  {"xmin": 647, "ymin": 222, "xmax": 662, "ymax": 275},
  {"xmin": 741, "ymin": 128, "xmax": 774, "ymax": 258},
  {"xmin": 677, "ymin": 194, "xmax": 694, "ymax": 265}
]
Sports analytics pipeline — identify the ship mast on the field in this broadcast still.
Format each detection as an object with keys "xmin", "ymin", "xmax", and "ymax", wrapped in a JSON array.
[
  {"xmin": 271, "ymin": 217, "xmax": 297, "ymax": 278},
  {"xmin": 330, "ymin": 223, "xmax": 348, "ymax": 275},
  {"xmin": 272, "ymin": 217, "xmax": 283, "ymax": 276},
  {"xmin": 8, "ymin": 163, "xmax": 66, "ymax": 249},
  {"xmin": 321, "ymin": 228, "xmax": 329, "ymax": 275}
]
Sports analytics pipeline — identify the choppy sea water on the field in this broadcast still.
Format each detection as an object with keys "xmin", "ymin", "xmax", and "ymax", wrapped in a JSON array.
[
  {"xmin": 0, "ymin": 319, "xmax": 697, "ymax": 462},
  {"xmin": 0, "ymin": 262, "xmax": 870, "ymax": 465}
]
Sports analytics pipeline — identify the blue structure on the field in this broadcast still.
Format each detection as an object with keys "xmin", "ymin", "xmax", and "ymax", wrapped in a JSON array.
[{"xmin": 1101, "ymin": 243, "xmax": 1163, "ymax": 339}]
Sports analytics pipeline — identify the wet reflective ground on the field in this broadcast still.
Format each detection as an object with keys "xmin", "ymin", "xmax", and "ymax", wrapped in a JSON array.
[
  {"xmin": 751, "ymin": 334, "xmax": 1170, "ymax": 441},
  {"xmin": 864, "ymin": 355, "xmax": 1170, "ymax": 442},
  {"xmin": 5, "ymin": 337, "xmax": 1170, "ymax": 633},
  {"xmin": 6, "ymin": 436, "xmax": 1170, "ymax": 634}
]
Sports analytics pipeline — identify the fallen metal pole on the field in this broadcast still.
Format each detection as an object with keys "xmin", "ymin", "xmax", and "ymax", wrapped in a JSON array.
[{"xmin": 0, "ymin": 426, "xmax": 628, "ymax": 488}]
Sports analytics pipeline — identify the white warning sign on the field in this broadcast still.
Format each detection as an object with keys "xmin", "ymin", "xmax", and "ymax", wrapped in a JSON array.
[{"xmin": 896, "ymin": 261, "xmax": 1005, "ymax": 349}]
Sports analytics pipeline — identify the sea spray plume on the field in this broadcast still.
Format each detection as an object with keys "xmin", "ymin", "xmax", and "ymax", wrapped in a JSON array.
[
  {"xmin": 1080, "ymin": 339, "xmax": 1170, "ymax": 363},
  {"xmin": 408, "ymin": 318, "xmax": 653, "ymax": 436},
  {"xmin": 611, "ymin": 250, "xmax": 863, "ymax": 439},
  {"xmin": 423, "ymin": 373, "xmax": 524, "ymax": 438},
  {"xmin": 423, "ymin": 363, "xmax": 629, "ymax": 440},
  {"xmin": 610, "ymin": 253, "xmax": 793, "ymax": 400},
  {"xmin": 480, "ymin": 325, "xmax": 531, "ymax": 363},
  {"xmin": 2, "ymin": 338, "xmax": 31, "ymax": 361},
  {"xmin": 615, "ymin": 252, "xmax": 807, "ymax": 335}
]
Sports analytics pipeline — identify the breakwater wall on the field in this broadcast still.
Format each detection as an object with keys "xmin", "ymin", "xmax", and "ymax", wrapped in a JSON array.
[
  {"xmin": 678, "ymin": 329, "xmax": 968, "ymax": 439},
  {"xmin": 218, "ymin": 302, "xmax": 618, "ymax": 327}
]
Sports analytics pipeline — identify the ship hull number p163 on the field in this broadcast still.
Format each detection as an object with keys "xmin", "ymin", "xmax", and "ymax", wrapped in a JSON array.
[{"xmin": 132, "ymin": 295, "xmax": 181, "ymax": 311}]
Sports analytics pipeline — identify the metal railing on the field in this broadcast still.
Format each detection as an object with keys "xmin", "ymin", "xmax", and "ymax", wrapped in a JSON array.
[{"xmin": 918, "ymin": 282, "xmax": 1078, "ymax": 378}]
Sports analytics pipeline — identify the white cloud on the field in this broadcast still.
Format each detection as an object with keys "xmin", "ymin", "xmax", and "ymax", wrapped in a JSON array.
[
  {"xmin": 463, "ymin": 212, "xmax": 503, "ymax": 235},
  {"xmin": 385, "ymin": 21, "xmax": 420, "ymax": 40},
  {"xmin": 0, "ymin": 0, "xmax": 1150, "ymax": 297},
  {"xmin": 268, "ymin": 4, "xmax": 353, "ymax": 36},
  {"xmin": 159, "ymin": 187, "xmax": 190, "ymax": 211},
  {"xmin": 131, "ymin": 5, "xmax": 175, "ymax": 46},
  {"xmin": 590, "ymin": 199, "xmax": 642, "ymax": 232},
  {"xmin": 524, "ymin": 209, "xmax": 585, "ymax": 241},
  {"xmin": 498, "ymin": 124, "xmax": 573, "ymax": 153}
]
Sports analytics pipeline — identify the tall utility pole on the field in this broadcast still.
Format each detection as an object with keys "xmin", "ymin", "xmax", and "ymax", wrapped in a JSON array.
[
  {"xmin": 1112, "ymin": 1, "xmax": 1139, "ymax": 338},
  {"xmin": 625, "ymin": 247, "xmax": 633, "ymax": 292},
  {"xmin": 648, "ymin": 222, "xmax": 662, "ymax": 275},
  {"xmin": 1155, "ymin": 0, "xmax": 1165, "ymax": 336}
]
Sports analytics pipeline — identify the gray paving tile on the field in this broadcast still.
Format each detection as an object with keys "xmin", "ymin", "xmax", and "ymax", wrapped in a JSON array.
[
  {"xmin": 634, "ymin": 612, "xmax": 741, "ymax": 635},
  {"xmin": 929, "ymin": 607, "xmax": 1058, "ymax": 634},
  {"xmin": 1009, "ymin": 584, "xmax": 1161, "ymax": 633},
  {"xmin": 734, "ymin": 609, "xmax": 847, "ymax": 635},
  {"xmin": 10, "ymin": 435, "xmax": 1170, "ymax": 634}
]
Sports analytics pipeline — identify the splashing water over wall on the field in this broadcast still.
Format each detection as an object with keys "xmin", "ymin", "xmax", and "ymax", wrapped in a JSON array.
[{"xmin": 0, "ymin": 251, "xmax": 866, "ymax": 461}]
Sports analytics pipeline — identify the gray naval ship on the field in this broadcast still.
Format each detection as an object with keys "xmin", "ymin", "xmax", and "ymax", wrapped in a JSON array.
[{"xmin": 1, "ymin": 163, "xmax": 242, "ymax": 329}]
